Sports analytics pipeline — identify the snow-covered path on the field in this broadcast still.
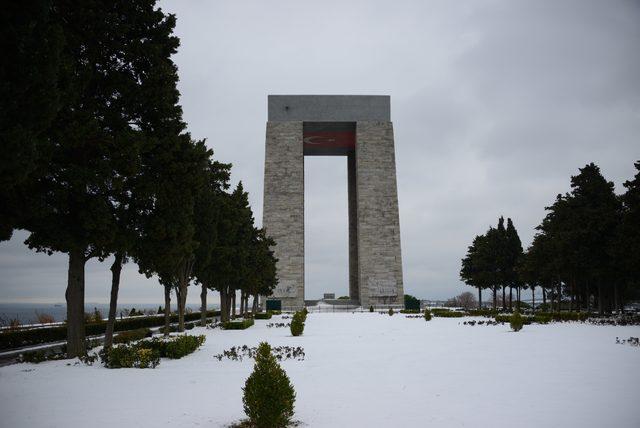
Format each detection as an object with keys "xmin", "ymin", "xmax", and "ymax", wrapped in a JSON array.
[{"xmin": 1, "ymin": 313, "xmax": 639, "ymax": 427}]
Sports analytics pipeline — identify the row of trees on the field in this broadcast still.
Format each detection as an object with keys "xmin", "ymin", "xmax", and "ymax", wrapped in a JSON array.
[
  {"xmin": 1, "ymin": 1, "xmax": 277, "ymax": 357},
  {"xmin": 459, "ymin": 216, "xmax": 523, "ymax": 310},
  {"xmin": 461, "ymin": 162, "xmax": 640, "ymax": 314}
]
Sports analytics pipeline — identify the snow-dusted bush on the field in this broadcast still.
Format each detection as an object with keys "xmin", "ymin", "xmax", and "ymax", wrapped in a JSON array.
[
  {"xmin": 510, "ymin": 311, "xmax": 524, "ymax": 332},
  {"xmin": 424, "ymin": 309, "xmax": 432, "ymax": 321},
  {"xmin": 243, "ymin": 342, "xmax": 296, "ymax": 427},
  {"xmin": 290, "ymin": 312, "xmax": 305, "ymax": 337},
  {"xmin": 113, "ymin": 327, "xmax": 152, "ymax": 344},
  {"xmin": 223, "ymin": 319, "xmax": 255, "ymax": 330},
  {"xmin": 104, "ymin": 345, "xmax": 160, "ymax": 368},
  {"xmin": 254, "ymin": 312, "xmax": 273, "ymax": 320}
]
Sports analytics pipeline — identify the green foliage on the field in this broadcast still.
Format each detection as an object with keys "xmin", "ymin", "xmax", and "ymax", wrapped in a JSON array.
[
  {"xmin": 467, "ymin": 309, "xmax": 498, "ymax": 317},
  {"xmin": 400, "ymin": 309, "xmax": 420, "ymax": 314},
  {"xmin": 243, "ymin": 342, "xmax": 296, "ymax": 428},
  {"xmin": 290, "ymin": 312, "xmax": 305, "ymax": 336},
  {"xmin": 104, "ymin": 334, "xmax": 205, "ymax": 368},
  {"xmin": 0, "ymin": 310, "xmax": 218, "ymax": 351},
  {"xmin": 113, "ymin": 328, "xmax": 152, "ymax": 344},
  {"xmin": 433, "ymin": 311, "xmax": 465, "ymax": 318},
  {"xmin": 254, "ymin": 312, "xmax": 273, "ymax": 320},
  {"xmin": 223, "ymin": 319, "xmax": 255, "ymax": 330},
  {"xmin": 424, "ymin": 309, "xmax": 432, "ymax": 321},
  {"xmin": 104, "ymin": 345, "xmax": 160, "ymax": 369},
  {"xmin": 369, "ymin": 305, "xmax": 374, "ymax": 312},
  {"xmin": 510, "ymin": 311, "xmax": 524, "ymax": 332},
  {"xmin": 164, "ymin": 335, "xmax": 205, "ymax": 359},
  {"xmin": 388, "ymin": 308, "xmax": 394, "ymax": 316},
  {"xmin": 430, "ymin": 308, "xmax": 451, "ymax": 316},
  {"xmin": 404, "ymin": 294, "xmax": 421, "ymax": 310}
]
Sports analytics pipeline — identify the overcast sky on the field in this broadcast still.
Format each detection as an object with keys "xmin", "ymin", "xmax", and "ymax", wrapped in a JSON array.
[{"xmin": 1, "ymin": 0, "xmax": 639, "ymax": 305}]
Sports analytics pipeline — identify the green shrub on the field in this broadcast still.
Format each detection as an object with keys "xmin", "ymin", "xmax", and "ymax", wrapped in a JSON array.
[
  {"xmin": 510, "ymin": 311, "xmax": 524, "ymax": 332},
  {"xmin": 164, "ymin": 335, "xmax": 206, "ymax": 359},
  {"xmin": 424, "ymin": 309, "xmax": 432, "ymax": 321},
  {"xmin": 431, "ymin": 308, "xmax": 451, "ymax": 316},
  {"xmin": 404, "ymin": 294, "xmax": 421, "ymax": 311},
  {"xmin": 369, "ymin": 305, "xmax": 374, "ymax": 312},
  {"xmin": 243, "ymin": 342, "xmax": 296, "ymax": 428},
  {"xmin": 104, "ymin": 345, "xmax": 160, "ymax": 368},
  {"xmin": 113, "ymin": 328, "xmax": 152, "ymax": 344},
  {"xmin": 400, "ymin": 309, "xmax": 420, "ymax": 314},
  {"xmin": 433, "ymin": 311, "xmax": 465, "ymax": 318},
  {"xmin": 467, "ymin": 309, "xmax": 498, "ymax": 317},
  {"xmin": 104, "ymin": 334, "xmax": 205, "ymax": 367},
  {"xmin": 533, "ymin": 314, "xmax": 552, "ymax": 324},
  {"xmin": 388, "ymin": 308, "xmax": 394, "ymax": 316},
  {"xmin": 254, "ymin": 312, "xmax": 273, "ymax": 320},
  {"xmin": 290, "ymin": 312, "xmax": 305, "ymax": 337},
  {"xmin": 223, "ymin": 319, "xmax": 255, "ymax": 330},
  {"xmin": 270, "ymin": 310, "xmax": 282, "ymax": 316}
]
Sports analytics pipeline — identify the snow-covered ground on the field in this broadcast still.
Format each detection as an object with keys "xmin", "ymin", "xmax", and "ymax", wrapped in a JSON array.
[{"xmin": 1, "ymin": 313, "xmax": 639, "ymax": 427}]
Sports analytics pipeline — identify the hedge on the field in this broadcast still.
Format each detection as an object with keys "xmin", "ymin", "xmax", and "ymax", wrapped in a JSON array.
[
  {"xmin": 433, "ymin": 311, "xmax": 465, "ymax": 318},
  {"xmin": 0, "ymin": 310, "xmax": 219, "ymax": 351},
  {"xmin": 223, "ymin": 319, "xmax": 255, "ymax": 330},
  {"xmin": 254, "ymin": 312, "xmax": 273, "ymax": 320},
  {"xmin": 400, "ymin": 309, "xmax": 420, "ymax": 314}
]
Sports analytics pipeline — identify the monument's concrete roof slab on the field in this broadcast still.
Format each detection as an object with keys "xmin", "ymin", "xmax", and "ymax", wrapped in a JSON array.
[{"xmin": 268, "ymin": 95, "xmax": 390, "ymax": 122}]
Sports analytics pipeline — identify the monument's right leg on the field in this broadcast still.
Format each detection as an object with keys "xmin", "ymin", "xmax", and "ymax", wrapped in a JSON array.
[
  {"xmin": 356, "ymin": 121, "xmax": 404, "ymax": 308},
  {"xmin": 262, "ymin": 121, "xmax": 305, "ymax": 310}
]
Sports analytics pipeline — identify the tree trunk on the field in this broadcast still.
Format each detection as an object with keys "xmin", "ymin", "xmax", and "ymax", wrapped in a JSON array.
[
  {"xmin": 614, "ymin": 282, "xmax": 620, "ymax": 314},
  {"xmin": 542, "ymin": 287, "xmax": 547, "ymax": 307},
  {"xmin": 219, "ymin": 289, "xmax": 227, "ymax": 323},
  {"xmin": 104, "ymin": 252, "xmax": 124, "ymax": 350},
  {"xmin": 239, "ymin": 290, "xmax": 245, "ymax": 316},
  {"xmin": 176, "ymin": 280, "xmax": 188, "ymax": 332},
  {"xmin": 231, "ymin": 291, "xmax": 236, "ymax": 318},
  {"xmin": 478, "ymin": 288, "xmax": 482, "ymax": 309},
  {"xmin": 509, "ymin": 287, "xmax": 513, "ymax": 311},
  {"xmin": 532, "ymin": 286, "xmax": 536, "ymax": 314},
  {"xmin": 66, "ymin": 249, "xmax": 87, "ymax": 358},
  {"xmin": 557, "ymin": 282, "xmax": 562, "ymax": 312},
  {"xmin": 252, "ymin": 295, "xmax": 258, "ymax": 313},
  {"xmin": 163, "ymin": 284, "xmax": 171, "ymax": 336},
  {"xmin": 492, "ymin": 287, "xmax": 497, "ymax": 310},
  {"xmin": 502, "ymin": 286, "xmax": 506, "ymax": 310},
  {"xmin": 598, "ymin": 282, "xmax": 604, "ymax": 315},
  {"xmin": 200, "ymin": 283, "xmax": 207, "ymax": 326}
]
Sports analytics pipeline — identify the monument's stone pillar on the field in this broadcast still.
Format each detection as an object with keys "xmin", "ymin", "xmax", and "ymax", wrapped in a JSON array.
[
  {"xmin": 356, "ymin": 121, "xmax": 404, "ymax": 307},
  {"xmin": 263, "ymin": 121, "xmax": 305, "ymax": 309},
  {"xmin": 347, "ymin": 153, "xmax": 359, "ymax": 301},
  {"xmin": 262, "ymin": 95, "xmax": 403, "ymax": 309}
]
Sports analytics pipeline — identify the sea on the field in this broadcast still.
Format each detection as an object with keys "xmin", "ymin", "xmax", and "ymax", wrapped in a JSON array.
[{"xmin": 0, "ymin": 302, "xmax": 220, "ymax": 325}]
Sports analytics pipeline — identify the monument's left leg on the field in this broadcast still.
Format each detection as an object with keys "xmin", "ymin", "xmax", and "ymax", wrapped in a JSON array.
[{"xmin": 262, "ymin": 121, "xmax": 305, "ymax": 310}]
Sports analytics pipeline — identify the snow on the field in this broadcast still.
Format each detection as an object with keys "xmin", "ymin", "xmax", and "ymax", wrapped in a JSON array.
[{"xmin": 1, "ymin": 313, "xmax": 639, "ymax": 427}]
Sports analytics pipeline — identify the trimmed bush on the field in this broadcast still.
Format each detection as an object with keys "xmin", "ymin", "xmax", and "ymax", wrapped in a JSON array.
[
  {"xmin": 243, "ymin": 342, "xmax": 296, "ymax": 428},
  {"xmin": 369, "ymin": 305, "xmax": 374, "ymax": 313},
  {"xmin": 404, "ymin": 294, "xmax": 421, "ymax": 311},
  {"xmin": 223, "ymin": 319, "xmax": 255, "ymax": 330},
  {"xmin": 164, "ymin": 335, "xmax": 206, "ymax": 359},
  {"xmin": 467, "ymin": 309, "xmax": 498, "ymax": 317},
  {"xmin": 254, "ymin": 312, "xmax": 273, "ymax": 320},
  {"xmin": 290, "ymin": 312, "xmax": 305, "ymax": 337},
  {"xmin": 510, "ymin": 311, "xmax": 524, "ymax": 332},
  {"xmin": 431, "ymin": 308, "xmax": 452, "ymax": 316},
  {"xmin": 424, "ymin": 309, "xmax": 432, "ymax": 321},
  {"xmin": 433, "ymin": 311, "xmax": 465, "ymax": 318},
  {"xmin": 388, "ymin": 308, "xmax": 394, "ymax": 316},
  {"xmin": 104, "ymin": 334, "xmax": 205, "ymax": 368},
  {"xmin": 113, "ymin": 328, "xmax": 152, "ymax": 344},
  {"xmin": 104, "ymin": 345, "xmax": 160, "ymax": 369},
  {"xmin": 400, "ymin": 309, "xmax": 420, "ymax": 314}
]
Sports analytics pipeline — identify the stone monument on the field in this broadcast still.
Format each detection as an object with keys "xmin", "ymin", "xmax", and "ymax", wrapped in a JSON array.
[{"xmin": 263, "ymin": 95, "xmax": 404, "ymax": 309}]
